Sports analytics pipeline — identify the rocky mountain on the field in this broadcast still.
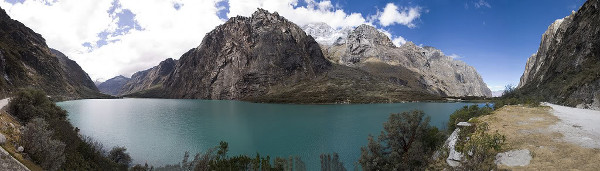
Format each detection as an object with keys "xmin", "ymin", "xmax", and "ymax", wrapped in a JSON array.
[
  {"xmin": 518, "ymin": 0, "xmax": 600, "ymax": 109},
  {"xmin": 122, "ymin": 9, "xmax": 442, "ymax": 103},
  {"xmin": 97, "ymin": 75, "xmax": 130, "ymax": 96},
  {"xmin": 0, "ymin": 7, "xmax": 102, "ymax": 99},
  {"xmin": 161, "ymin": 9, "xmax": 331, "ymax": 99},
  {"xmin": 119, "ymin": 58, "xmax": 176, "ymax": 96},
  {"xmin": 319, "ymin": 24, "xmax": 492, "ymax": 97}
]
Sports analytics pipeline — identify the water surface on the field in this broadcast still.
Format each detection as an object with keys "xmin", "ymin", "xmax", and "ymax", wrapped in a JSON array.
[{"xmin": 57, "ymin": 99, "xmax": 485, "ymax": 169}]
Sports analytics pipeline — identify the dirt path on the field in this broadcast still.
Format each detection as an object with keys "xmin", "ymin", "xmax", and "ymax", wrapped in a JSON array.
[
  {"xmin": 478, "ymin": 105, "xmax": 600, "ymax": 170},
  {"xmin": 545, "ymin": 103, "xmax": 600, "ymax": 148}
]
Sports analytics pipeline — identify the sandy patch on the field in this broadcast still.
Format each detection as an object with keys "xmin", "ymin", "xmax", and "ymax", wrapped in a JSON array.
[{"xmin": 478, "ymin": 105, "xmax": 600, "ymax": 170}]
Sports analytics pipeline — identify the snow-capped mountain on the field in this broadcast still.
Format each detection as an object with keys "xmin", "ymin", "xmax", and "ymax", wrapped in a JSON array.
[{"xmin": 301, "ymin": 22, "xmax": 352, "ymax": 45}]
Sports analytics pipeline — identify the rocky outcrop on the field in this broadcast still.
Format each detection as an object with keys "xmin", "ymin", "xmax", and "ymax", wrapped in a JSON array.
[
  {"xmin": 0, "ymin": 7, "xmax": 102, "ymax": 99},
  {"xmin": 518, "ymin": 12, "xmax": 575, "ymax": 88},
  {"xmin": 319, "ymin": 24, "xmax": 491, "ymax": 97},
  {"xmin": 119, "ymin": 58, "xmax": 176, "ymax": 96},
  {"xmin": 97, "ymin": 76, "xmax": 130, "ymax": 96},
  {"xmin": 163, "ymin": 9, "xmax": 331, "ymax": 99},
  {"xmin": 517, "ymin": 0, "xmax": 600, "ymax": 109}
]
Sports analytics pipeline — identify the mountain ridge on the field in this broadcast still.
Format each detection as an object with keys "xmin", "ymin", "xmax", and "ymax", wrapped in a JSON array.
[
  {"xmin": 518, "ymin": 0, "xmax": 600, "ymax": 109},
  {"xmin": 0, "ymin": 7, "xmax": 103, "ymax": 99}
]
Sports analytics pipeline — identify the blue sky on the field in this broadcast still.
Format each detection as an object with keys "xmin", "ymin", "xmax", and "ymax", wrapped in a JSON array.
[{"xmin": 0, "ymin": 0, "xmax": 586, "ymax": 90}]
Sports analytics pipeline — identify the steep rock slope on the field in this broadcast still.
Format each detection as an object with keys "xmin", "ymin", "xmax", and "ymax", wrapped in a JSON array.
[
  {"xmin": 0, "ymin": 8, "xmax": 101, "ymax": 99},
  {"xmin": 162, "ymin": 9, "xmax": 332, "ymax": 99},
  {"xmin": 319, "ymin": 24, "xmax": 491, "ymax": 97},
  {"xmin": 97, "ymin": 75, "xmax": 130, "ymax": 96},
  {"xmin": 518, "ymin": 0, "xmax": 600, "ymax": 109},
  {"xmin": 119, "ymin": 58, "xmax": 176, "ymax": 96}
]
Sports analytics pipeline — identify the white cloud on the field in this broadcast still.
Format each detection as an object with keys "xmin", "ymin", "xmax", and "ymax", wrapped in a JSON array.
[
  {"xmin": 377, "ymin": 3, "xmax": 421, "ymax": 27},
  {"xmin": 474, "ymin": 0, "xmax": 491, "ymax": 8},
  {"xmin": 227, "ymin": 0, "xmax": 367, "ymax": 29},
  {"xmin": 378, "ymin": 29, "xmax": 406, "ymax": 47},
  {"xmin": 0, "ymin": 0, "xmax": 225, "ymax": 81}
]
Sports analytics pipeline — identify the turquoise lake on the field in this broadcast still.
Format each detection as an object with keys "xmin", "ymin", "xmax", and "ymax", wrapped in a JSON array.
[{"xmin": 57, "ymin": 99, "xmax": 486, "ymax": 169}]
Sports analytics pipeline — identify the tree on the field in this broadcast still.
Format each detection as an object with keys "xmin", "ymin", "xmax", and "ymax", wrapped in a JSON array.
[
  {"xmin": 21, "ymin": 118, "xmax": 66, "ymax": 171},
  {"xmin": 359, "ymin": 110, "xmax": 444, "ymax": 170},
  {"xmin": 108, "ymin": 146, "xmax": 132, "ymax": 168}
]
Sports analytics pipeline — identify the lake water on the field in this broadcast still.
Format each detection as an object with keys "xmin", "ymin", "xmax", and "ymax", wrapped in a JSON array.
[{"xmin": 57, "ymin": 99, "xmax": 485, "ymax": 169}]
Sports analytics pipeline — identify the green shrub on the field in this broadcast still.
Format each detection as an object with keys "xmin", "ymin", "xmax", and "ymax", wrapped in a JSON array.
[
  {"xmin": 455, "ymin": 123, "xmax": 505, "ymax": 170},
  {"xmin": 21, "ymin": 118, "xmax": 66, "ymax": 171},
  {"xmin": 8, "ymin": 89, "xmax": 122, "ymax": 170},
  {"xmin": 155, "ymin": 141, "xmax": 307, "ymax": 171},
  {"xmin": 359, "ymin": 110, "xmax": 445, "ymax": 170},
  {"xmin": 108, "ymin": 146, "xmax": 132, "ymax": 169},
  {"xmin": 447, "ymin": 105, "xmax": 493, "ymax": 131}
]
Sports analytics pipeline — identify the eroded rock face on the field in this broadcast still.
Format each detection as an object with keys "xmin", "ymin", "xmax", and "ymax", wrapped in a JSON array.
[
  {"xmin": 163, "ymin": 9, "xmax": 332, "ymax": 99},
  {"xmin": 119, "ymin": 58, "xmax": 176, "ymax": 96},
  {"xmin": 518, "ymin": 0, "xmax": 600, "ymax": 109},
  {"xmin": 320, "ymin": 24, "xmax": 491, "ymax": 97},
  {"xmin": 0, "ymin": 7, "xmax": 101, "ymax": 99}
]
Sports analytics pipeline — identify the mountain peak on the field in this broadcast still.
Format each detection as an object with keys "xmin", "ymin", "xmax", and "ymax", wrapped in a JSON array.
[{"xmin": 348, "ymin": 24, "xmax": 395, "ymax": 48}]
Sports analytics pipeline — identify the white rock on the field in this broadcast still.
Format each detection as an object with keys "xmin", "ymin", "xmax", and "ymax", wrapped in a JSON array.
[
  {"xmin": 445, "ymin": 128, "xmax": 463, "ymax": 167},
  {"xmin": 457, "ymin": 122, "xmax": 472, "ymax": 127},
  {"xmin": 0, "ymin": 133, "xmax": 6, "ymax": 145},
  {"xmin": 17, "ymin": 146, "xmax": 23, "ymax": 153},
  {"xmin": 495, "ymin": 149, "xmax": 532, "ymax": 167}
]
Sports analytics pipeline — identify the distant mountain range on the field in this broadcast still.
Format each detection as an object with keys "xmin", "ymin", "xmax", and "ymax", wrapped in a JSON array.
[
  {"xmin": 96, "ymin": 75, "xmax": 129, "ymax": 96},
  {"xmin": 0, "ymin": 8, "xmax": 104, "ymax": 99},
  {"xmin": 109, "ymin": 9, "xmax": 491, "ymax": 103},
  {"xmin": 518, "ymin": 0, "xmax": 600, "ymax": 109}
]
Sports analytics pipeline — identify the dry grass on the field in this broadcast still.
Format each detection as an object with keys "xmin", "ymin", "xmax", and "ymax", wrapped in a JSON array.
[
  {"xmin": 0, "ymin": 110, "xmax": 42, "ymax": 171},
  {"xmin": 478, "ymin": 105, "xmax": 600, "ymax": 170}
]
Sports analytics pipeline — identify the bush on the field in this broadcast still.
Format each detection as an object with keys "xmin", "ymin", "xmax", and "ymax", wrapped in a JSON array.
[
  {"xmin": 359, "ymin": 110, "xmax": 445, "ymax": 170},
  {"xmin": 8, "ymin": 88, "xmax": 67, "ymax": 122},
  {"xmin": 108, "ymin": 146, "xmax": 132, "ymax": 169},
  {"xmin": 455, "ymin": 123, "xmax": 505, "ymax": 170},
  {"xmin": 154, "ymin": 141, "xmax": 307, "ymax": 171},
  {"xmin": 8, "ymin": 89, "xmax": 123, "ymax": 170},
  {"xmin": 447, "ymin": 105, "xmax": 493, "ymax": 131},
  {"xmin": 320, "ymin": 153, "xmax": 346, "ymax": 171},
  {"xmin": 21, "ymin": 118, "xmax": 66, "ymax": 171}
]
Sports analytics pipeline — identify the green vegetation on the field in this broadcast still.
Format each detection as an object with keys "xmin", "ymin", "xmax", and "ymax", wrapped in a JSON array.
[
  {"xmin": 8, "ymin": 89, "xmax": 128, "ymax": 170},
  {"xmin": 151, "ymin": 141, "xmax": 306, "ymax": 171},
  {"xmin": 447, "ymin": 105, "xmax": 493, "ymax": 131},
  {"xmin": 358, "ymin": 110, "xmax": 445, "ymax": 170},
  {"xmin": 494, "ymin": 84, "xmax": 540, "ymax": 109},
  {"xmin": 21, "ymin": 118, "xmax": 65, "ymax": 170},
  {"xmin": 455, "ymin": 123, "xmax": 505, "ymax": 170},
  {"xmin": 320, "ymin": 153, "xmax": 346, "ymax": 171}
]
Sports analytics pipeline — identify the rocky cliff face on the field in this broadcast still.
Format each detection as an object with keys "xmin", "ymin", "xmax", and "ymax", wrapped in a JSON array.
[
  {"xmin": 319, "ymin": 24, "xmax": 491, "ymax": 97},
  {"xmin": 97, "ymin": 75, "xmax": 130, "ymax": 96},
  {"xmin": 119, "ymin": 58, "xmax": 176, "ymax": 96},
  {"xmin": 51, "ymin": 49, "xmax": 100, "ymax": 96},
  {"xmin": 0, "ymin": 7, "xmax": 102, "ymax": 99},
  {"xmin": 518, "ymin": 0, "xmax": 600, "ymax": 109},
  {"xmin": 163, "ymin": 9, "xmax": 331, "ymax": 99}
]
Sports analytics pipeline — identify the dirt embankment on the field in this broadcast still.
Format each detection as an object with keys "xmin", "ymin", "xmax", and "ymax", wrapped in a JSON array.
[{"xmin": 479, "ymin": 105, "xmax": 600, "ymax": 170}]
